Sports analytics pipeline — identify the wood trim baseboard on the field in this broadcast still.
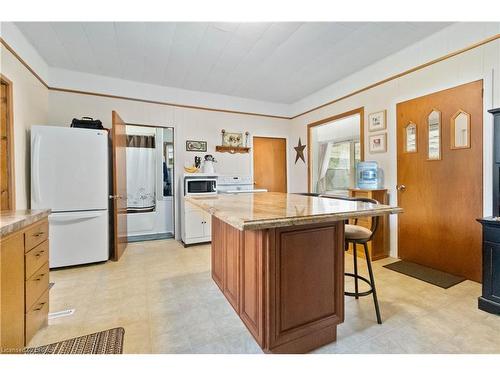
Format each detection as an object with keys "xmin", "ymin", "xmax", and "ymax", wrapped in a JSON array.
[
  {"xmin": 291, "ymin": 33, "xmax": 500, "ymax": 119},
  {"xmin": 0, "ymin": 38, "xmax": 49, "ymax": 89},
  {"xmin": 48, "ymin": 86, "xmax": 290, "ymax": 120},
  {"xmin": 2, "ymin": 33, "xmax": 499, "ymax": 121}
]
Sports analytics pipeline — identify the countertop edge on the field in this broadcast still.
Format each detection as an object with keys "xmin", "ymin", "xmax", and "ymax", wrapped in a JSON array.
[
  {"xmin": 0, "ymin": 209, "xmax": 51, "ymax": 238},
  {"xmin": 187, "ymin": 196, "xmax": 402, "ymax": 231}
]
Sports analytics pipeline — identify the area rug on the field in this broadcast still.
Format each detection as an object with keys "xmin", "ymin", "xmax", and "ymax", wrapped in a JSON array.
[
  {"xmin": 25, "ymin": 327, "xmax": 124, "ymax": 354},
  {"xmin": 383, "ymin": 260, "xmax": 466, "ymax": 289}
]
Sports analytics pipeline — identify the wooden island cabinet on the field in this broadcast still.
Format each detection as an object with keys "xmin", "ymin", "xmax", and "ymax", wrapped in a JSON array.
[
  {"xmin": 0, "ymin": 210, "xmax": 50, "ymax": 353},
  {"xmin": 189, "ymin": 192, "xmax": 401, "ymax": 353}
]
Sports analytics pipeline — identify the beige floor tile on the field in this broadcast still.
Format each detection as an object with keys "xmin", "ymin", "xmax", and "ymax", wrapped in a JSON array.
[{"xmin": 27, "ymin": 239, "xmax": 500, "ymax": 354}]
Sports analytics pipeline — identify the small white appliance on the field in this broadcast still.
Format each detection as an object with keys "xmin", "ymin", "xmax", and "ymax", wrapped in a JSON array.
[
  {"xmin": 217, "ymin": 175, "xmax": 268, "ymax": 194},
  {"xmin": 184, "ymin": 175, "xmax": 218, "ymax": 196},
  {"xmin": 202, "ymin": 160, "xmax": 215, "ymax": 174},
  {"xmin": 31, "ymin": 125, "xmax": 109, "ymax": 268},
  {"xmin": 181, "ymin": 173, "xmax": 218, "ymax": 246}
]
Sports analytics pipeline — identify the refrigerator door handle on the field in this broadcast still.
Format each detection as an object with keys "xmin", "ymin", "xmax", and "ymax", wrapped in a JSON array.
[
  {"xmin": 32, "ymin": 134, "xmax": 42, "ymax": 204},
  {"xmin": 50, "ymin": 212, "xmax": 104, "ymax": 222}
]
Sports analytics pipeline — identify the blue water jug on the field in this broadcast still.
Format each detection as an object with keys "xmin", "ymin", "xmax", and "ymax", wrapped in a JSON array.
[{"xmin": 357, "ymin": 161, "xmax": 379, "ymax": 189}]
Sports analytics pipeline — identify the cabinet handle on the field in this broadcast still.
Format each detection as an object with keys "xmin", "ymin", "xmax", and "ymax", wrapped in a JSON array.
[
  {"xmin": 34, "ymin": 273, "xmax": 45, "ymax": 281},
  {"xmin": 33, "ymin": 302, "xmax": 46, "ymax": 311},
  {"xmin": 35, "ymin": 250, "xmax": 45, "ymax": 257},
  {"xmin": 33, "ymin": 231, "xmax": 45, "ymax": 237}
]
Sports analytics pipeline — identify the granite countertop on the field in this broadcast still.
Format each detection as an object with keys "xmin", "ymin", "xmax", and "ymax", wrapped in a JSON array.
[
  {"xmin": 186, "ymin": 192, "xmax": 402, "ymax": 230},
  {"xmin": 0, "ymin": 209, "xmax": 51, "ymax": 237}
]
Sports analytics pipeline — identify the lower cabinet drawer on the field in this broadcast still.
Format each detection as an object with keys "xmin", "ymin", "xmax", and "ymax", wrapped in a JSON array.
[
  {"xmin": 25, "ymin": 262, "xmax": 49, "ymax": 312},
  {"xmin": 25, "ymin": 289, "xmax": 49, "ymax": 344},
  {"xmin": 24, "ymin": 219, "xmax": 49, "ymax": 252},
  {"xmin": 25, "ymin": 240, "xmax": 49, "ymax": 280}
]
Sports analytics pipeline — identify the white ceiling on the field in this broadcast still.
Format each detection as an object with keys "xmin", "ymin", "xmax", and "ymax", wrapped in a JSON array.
[{"xmin": 15, "ymin": 22, "xmax": 451, "ymax": 104}]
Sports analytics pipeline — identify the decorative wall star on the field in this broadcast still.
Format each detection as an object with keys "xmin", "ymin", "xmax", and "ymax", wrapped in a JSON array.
[{"xmin": 294, "ymin": 138, "xmax": 306, "ymax": 164}]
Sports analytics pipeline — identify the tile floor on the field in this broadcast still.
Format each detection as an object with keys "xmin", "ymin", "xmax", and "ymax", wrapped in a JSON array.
[{"xmin": 28, "ymin": 239, "xmax": 500, "ymax": 354}]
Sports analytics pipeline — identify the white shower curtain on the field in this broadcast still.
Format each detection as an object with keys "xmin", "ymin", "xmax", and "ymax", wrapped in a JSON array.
[
  {"xmin": 316, "ymin": 142, "xmax": 332, "ymax": 193},
  {"xmin": 126, "ymin": 144, "xmax": 156, "ymax": 212}
]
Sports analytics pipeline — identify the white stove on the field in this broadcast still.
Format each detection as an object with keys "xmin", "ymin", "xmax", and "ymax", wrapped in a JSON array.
[{"xmin": 217, "ymin": 175, "xmax": 268, "ymax": 194}]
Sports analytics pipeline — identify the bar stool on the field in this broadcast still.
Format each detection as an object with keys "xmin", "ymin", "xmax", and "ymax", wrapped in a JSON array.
[{"xmin": 320, "ymin": 194, "xmax": 382, "ymax": 324}]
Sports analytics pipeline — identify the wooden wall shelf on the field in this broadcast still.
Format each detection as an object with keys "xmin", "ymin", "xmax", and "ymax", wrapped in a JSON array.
[{"xmin": 216, "ymin": 145, "xmax": 251, "ymax": 154}]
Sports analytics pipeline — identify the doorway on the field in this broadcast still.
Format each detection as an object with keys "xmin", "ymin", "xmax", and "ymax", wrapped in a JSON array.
[
  {"xmin": 1, "ymin": 75, "xmax": 15, "ymax": 211},
  {"xmin": 308, "ymin": 108, "xmax": 364, "ymax": 194},
  {"xmin": 396, "ymin": 80, "xmax": 483, "ymax": 282},
  {"xmin": 124, "ymin": 124, "xmax": 175, "ymax": 242},
  {"xmin": 253, "ymin": 136, "xmax": 287, "ymax": 193}
]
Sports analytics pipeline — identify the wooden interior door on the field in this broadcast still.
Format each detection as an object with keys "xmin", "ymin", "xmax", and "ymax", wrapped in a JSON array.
[
  {"xmin": 253, "ymin": 137, "xmax": 287, "ymax": 192},
  {"xmin": 111, "ymin": 111, "xmax": 128, "ymax": 261},
  {"xmin": 397, "ymin": 80, "xmax": 483, "ymax": 281}
]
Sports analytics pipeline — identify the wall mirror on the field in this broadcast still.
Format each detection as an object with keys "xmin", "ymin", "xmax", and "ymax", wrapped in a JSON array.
[
  {"xmin": 427, "ymin": 109, "xmax": 441, "ymax": 160},
  {"xmin": 451, "ymin": 110, "xmax": 471, "ymax": 149},
  {"xmin": 405, "ymin": 122, "xmax": 417, "ymax": 153}
]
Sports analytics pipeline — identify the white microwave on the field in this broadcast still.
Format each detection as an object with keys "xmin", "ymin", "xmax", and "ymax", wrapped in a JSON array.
[{"xmin": 184, "ymin": 178, "xmax": 217, "ymax": 196}]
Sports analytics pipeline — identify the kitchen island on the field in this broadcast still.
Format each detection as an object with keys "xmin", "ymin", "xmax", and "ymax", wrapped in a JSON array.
[{"xmin": 186, "ymin": 192, "xmax": 401, "ymax": 353}]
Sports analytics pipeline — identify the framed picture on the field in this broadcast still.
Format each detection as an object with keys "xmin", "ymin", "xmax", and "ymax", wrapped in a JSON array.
[
  {"xmin": 222, "ymin": 132, "xmax": 243, "ymax": 147},
  {"xmin": 185, "ymin": 140, "xmax": 207, "ymax": 152},
  {"xmin": 368, "ymin": 110, "xmax": 387, "ymax": 132},
  {"xmin": 369, "ymin": 133, "xmax": 387, "ymax": 153}
]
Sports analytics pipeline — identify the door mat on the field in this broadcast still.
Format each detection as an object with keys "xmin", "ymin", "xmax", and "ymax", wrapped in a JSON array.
[
  {"xmin": 383, "ymin": 260, "xmax": 466, "ymax": 289},
  {"xmin": 25, "ymin": 327, "xmax": 124, "ymax": 354}
]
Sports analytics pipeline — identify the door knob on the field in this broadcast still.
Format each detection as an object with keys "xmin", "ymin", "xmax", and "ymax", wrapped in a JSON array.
[{"xmin": 396, "ymin": 184, "xmax": 406, "ymax": 192}]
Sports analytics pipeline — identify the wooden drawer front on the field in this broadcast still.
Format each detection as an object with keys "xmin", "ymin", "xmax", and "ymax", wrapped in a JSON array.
[
  {"xmin": 25, "ymin": 240, "xmax": 49, "ymax": 279},
  {"xmin": 24, "ymin": 220, "xmax": 49, "ymax": 252},
  {"xmin": 25, "ymin": 289, "xmax": 49, "ymax": 344},
  {"xmin": 25, "ymin": 262, "xmax": 49, "ymax": 312},
  {"xmin": 351, "ymin": 191, "xmax": 370, "ymax": 199}
]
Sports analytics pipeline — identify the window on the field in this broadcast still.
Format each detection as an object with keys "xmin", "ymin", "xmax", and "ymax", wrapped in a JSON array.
[{"xmin": 323, "ymin": 140, "xmax": 361, "ymax": 193}]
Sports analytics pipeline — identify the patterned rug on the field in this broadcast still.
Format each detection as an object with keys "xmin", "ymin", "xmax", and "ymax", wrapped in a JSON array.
[{"xmin": 25, "ymin": 327, "xmax": 124, "ymax": 354}]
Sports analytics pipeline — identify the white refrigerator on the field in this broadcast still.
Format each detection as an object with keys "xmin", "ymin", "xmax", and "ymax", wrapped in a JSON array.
[{"xmin": 31, "ymin": 125, "xmax": 109, "ymax": 268}]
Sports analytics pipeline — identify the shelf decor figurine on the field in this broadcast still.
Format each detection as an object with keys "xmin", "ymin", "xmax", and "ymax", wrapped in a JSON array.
[
  {"xmin": 216, "ymin": 129, "xmax": 251, "ymax": 154},
  {"xmin": 221, "ymin": 129, "xmax": 226, "ymax": 146}
]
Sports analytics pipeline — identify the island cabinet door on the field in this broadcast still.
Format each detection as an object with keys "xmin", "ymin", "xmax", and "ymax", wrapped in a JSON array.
[
  {"xmin": 239, "ymin": 230, "xmax": 266, "ymax": 346},
  {"xmin": 223, "ymin": 224, "xmax": 242, "ymax": 313},
  {"xmin": 211, "ymin": 217, "xmax": 225, "ymax": 290},
  {"xmin": 265, "ymin": 222, "xmax": 345, "ymax": 353}
]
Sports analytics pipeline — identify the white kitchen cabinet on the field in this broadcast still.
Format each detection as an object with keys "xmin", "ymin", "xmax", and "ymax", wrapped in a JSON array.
[
  {"xmin": 203, "ymin": 211, "xmax": 212, "ymax": 237},
  {"xmin": 181, "ymin": 200, "xmax": 212, "ymax": 245}
]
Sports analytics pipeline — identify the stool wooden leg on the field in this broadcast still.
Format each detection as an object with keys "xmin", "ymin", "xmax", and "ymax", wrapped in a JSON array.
[
  {"xmin": 353, "ymin": 243, "xmax": 359, "ymax": 299},
  {"xmin": 363, "ymin": 243, "xmax": 382, "ymax": 324}
]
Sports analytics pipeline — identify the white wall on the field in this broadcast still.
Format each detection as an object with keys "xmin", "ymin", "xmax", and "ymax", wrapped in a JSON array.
[
  {"xmin": 0, "ymin": 45, "xmax": 48, "ymax": 209},
  {"xmin": 289, "ymin": 38, "xmax": 500, "ymax": 257},
  {"xmin": 47, "ymin": 90, "xmax": 290, "ymax": 239},
  {"xmin": 3, "ymin": 20, "xmax": 499, "ymax": 258}
]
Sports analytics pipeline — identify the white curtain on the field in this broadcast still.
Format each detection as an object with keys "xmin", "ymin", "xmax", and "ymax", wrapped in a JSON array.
[
  {"xmin": 126, "ymin": 147, "xmax": 156, "ymax": 212},
  {"xmin": 316, "ymin": 142, "xmax": 332, "ymax": 193}
]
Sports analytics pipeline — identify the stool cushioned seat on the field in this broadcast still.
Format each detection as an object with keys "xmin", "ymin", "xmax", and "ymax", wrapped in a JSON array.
[{"xmin": 345, "ymin": 224, "xmax": 372, "ymax": 240}]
